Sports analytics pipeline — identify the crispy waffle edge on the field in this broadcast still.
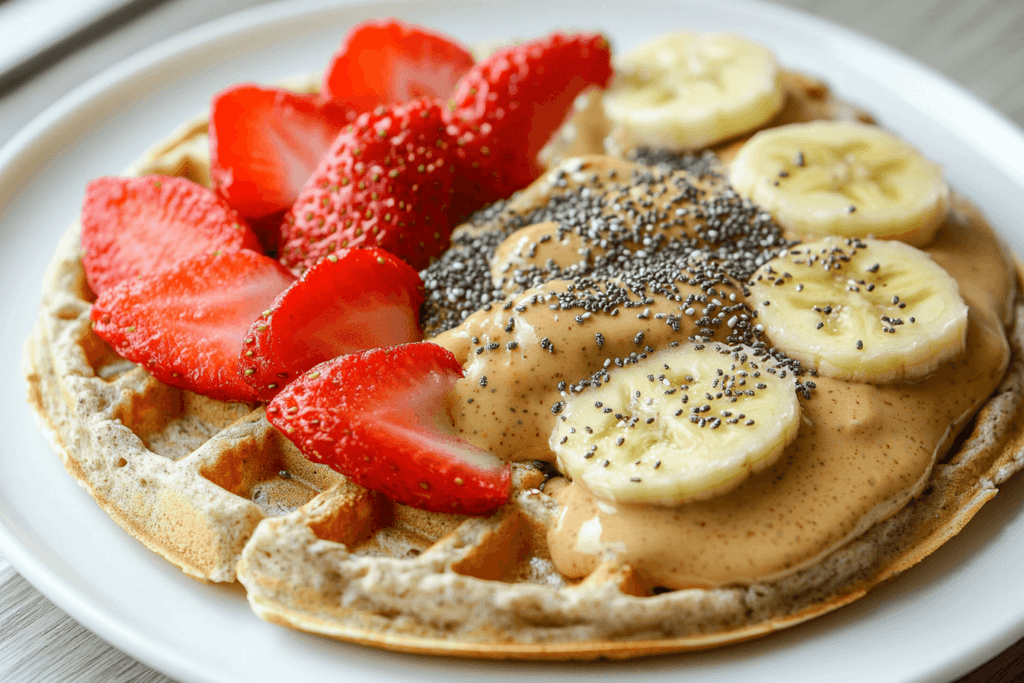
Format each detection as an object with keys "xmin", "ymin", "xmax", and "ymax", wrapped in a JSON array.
[{"xmin": 20, "ymin": 89, "xmax": 1024, "ymax": 658}]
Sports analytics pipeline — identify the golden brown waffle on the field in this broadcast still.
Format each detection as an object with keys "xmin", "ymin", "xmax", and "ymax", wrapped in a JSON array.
[{"xmin": 22, "ymin": 82, "xmax": 1024, "ymax": 658}]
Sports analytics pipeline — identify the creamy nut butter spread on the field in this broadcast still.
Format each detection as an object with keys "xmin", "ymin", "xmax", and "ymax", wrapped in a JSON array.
[
  {"xmin": 24, "ymin": 27, "xmax": 1024, "ymax": 657},
  {"xmin": 425, "ymin": 151, "xmax": 1013, "ymax": 589}
]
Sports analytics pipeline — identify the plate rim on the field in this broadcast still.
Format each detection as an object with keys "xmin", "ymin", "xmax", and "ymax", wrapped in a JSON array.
[{"xmin": 2, "ymin": 0, "xmax": 1023, "ymax": 681}]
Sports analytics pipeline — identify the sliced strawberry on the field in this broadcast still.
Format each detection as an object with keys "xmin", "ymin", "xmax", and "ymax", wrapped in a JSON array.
[
  {"xmin": 445, "ymin": 32, "xmax": 613, "ymax": 220},
  {"xmin": 278, "ymin": 98, "xmax": 454, "ymax": 274},
  {"xmin": 91, "ymin": 250, "xmax": 295, "ymax": 402},
  {"xmin": 322, "ymin": 18, "xmax": 474, "ymax": 111},
  {"xmin": 81, "ymin": 175, "xmax": 263, "ymax": 296},
  {"xmin": 240, "ymin": 247, "xmax": 424, "ymax": 400},
  {"xmin": 209, "ymin": 84, "xmax": 353, "ymax": 237},
  {"xmin": 245, "ymin": 210, "xmax": 287, "ymax": 254},
  {"xmin": 268, "ymin": 342, "xmax": 510, "ymax": 515}
]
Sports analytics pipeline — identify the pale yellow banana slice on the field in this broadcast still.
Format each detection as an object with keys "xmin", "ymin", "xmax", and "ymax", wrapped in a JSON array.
[
  {"xmin": 749, "ymin": 237, "xmax": 967, "ymax": 383},
  {"xmin": 549, "ymin": 343, "xmax": 800, "ymax": 506},
  {"xmin": 729, "ymin": 121, "xmax": 949, "ymax": 246},
  {"xmin": 603, "ymin": 32, "xmax": 784, "ymax": 150}
]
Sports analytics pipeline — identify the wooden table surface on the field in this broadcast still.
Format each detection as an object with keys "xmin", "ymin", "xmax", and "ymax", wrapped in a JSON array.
[{"xmin": 1, "ymin": 0, "xmax": 1022, "ymax": 680}]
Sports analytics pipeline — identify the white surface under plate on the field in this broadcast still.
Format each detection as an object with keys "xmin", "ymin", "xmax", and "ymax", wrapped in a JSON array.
[{"xmin": 2, "ymin": 1, "xmax": 1024, "ymax": 681}]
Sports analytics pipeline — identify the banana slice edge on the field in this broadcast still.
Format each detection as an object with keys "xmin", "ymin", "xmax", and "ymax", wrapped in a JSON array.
[
  {"xmin": 549, "ymin": 342, "xmax": 802, "ymax": 506},
  {"xmin": 728, "ymin": 120, "xmax": 950, "ymax": 247},
  {"xmin": 604, "ymin": 31, "xmax": 786, "ymax": 151},
  {"xmin": 749, "ymin": 237, "xmax": 969, "ymax": 384}
]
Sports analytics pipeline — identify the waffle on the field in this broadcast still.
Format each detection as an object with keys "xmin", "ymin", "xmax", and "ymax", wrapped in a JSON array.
[{"xmin": 22, "ymin": 75, "xmax": 1024, "ymax": 659}]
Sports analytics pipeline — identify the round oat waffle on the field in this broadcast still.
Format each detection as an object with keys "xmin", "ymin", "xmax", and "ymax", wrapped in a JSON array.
[{"xmin": 22, "ymin": 89, "xmax": 1024, "ymax": 659}]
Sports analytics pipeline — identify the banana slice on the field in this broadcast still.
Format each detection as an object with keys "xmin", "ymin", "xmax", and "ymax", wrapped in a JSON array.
[
  {"xmin": 749, "ymin": 237, "xmax": 967, "ymax": 383},
  {"xmin": 729, "ymin": 121, "xmax": 949, "ymax": 247},
  {"xmin": 603, "ymin": 32, "xmax": 784, "ymax": 150},
  {"xmin": 549, "ymin": 343, "xmax": 801, "ymax": 506}
]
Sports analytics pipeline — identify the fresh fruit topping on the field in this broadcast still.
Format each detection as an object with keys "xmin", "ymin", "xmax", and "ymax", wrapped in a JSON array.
[
  {"xmin": 209, "ymin": 84, "xmax": 353, "ymax": 232},
  {"xmin": 321, "ymin": 18, "xmax": 475, "ymax": 111},
  {"xmin": 604, "ymin": 32, "xmax": 784, "ymax": 150},
  {"xmin": 240, "ymin": 247, "xmax": 425, "ymax": 400},
  {"xmin": 445, "ymin": 32, "xmax": 613, "ymax": 219},
  {"xmin": 728, "ymin": 121, "xmax": 950, "ymax": 246},
  {"xmin": 550, "ymin": 342, "xmax": 801, "ymax": 506},
  {"xmin": 278, "ymin": 98, "xmax": 454, "ymax": 274},
  {"xmin": 245, "ymin": 210, "xmax": 288, "ymax": 254},
  {"xmin": 268, "ymin": 342, "xmax": 511, "ymax": 515},
  {"xmin": 91, "ymin": 250, "xmax": 295, "ymax": 402},
  {"xmin": 81, "ymin": 176, "xmax": 262, "ymax": 296},
  {"xmin": 748, "ymin": 237, "xmax": 968, "ymax": 383}
]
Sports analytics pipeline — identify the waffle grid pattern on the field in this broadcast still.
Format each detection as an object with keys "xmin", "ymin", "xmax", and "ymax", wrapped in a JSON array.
[{"xmin": 22, "ymin": 108, "xmax": 1024, "ymax": 658}]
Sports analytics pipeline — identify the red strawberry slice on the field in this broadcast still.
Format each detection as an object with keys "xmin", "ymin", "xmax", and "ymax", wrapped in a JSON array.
[
  {"xmin": 445, "ymin": 32, "xmax": 612, "ymax": 220},
  {"xmin": 81, "ymin": 175, "xmax": 263, "ymax": 296},
  {"xmin": 91, "ymin": 250, "xmax": 295, "ymax": 402},
  {"xmin": 278, "ymin": 98, "xmax": 454, "ymax": 274},
  {"xmin": 240, "ymin": 247, "xmax": 424, "ymax": 401},
  {"xmin": 321, "ymin": 18, "xmax": 475, "ymax": 111},
  {"xmin": 267, "ymin": 342, "xmax": 510, "ymax": 515},
  {"xmin": 209, "ymin": 84, "xmax": 352, "ymax": 241},
  {"xmin": 245, "ymin": 210, "xmax": 288, "ymax": 254}
]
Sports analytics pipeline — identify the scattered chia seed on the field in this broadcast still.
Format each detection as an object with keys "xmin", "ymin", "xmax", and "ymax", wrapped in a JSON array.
[{"xmin": 411, "ymin": 155, "xmax": 818, "ymax": 458}]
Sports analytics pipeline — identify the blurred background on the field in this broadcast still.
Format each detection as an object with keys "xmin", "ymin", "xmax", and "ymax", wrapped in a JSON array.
[
  {"xmin": 781, "ymin": 0, "xmax": 1023, "ymax": 128},
  {"xmin": 1, "ymin": 0, "xmax": 1022, "ymax": 138},
  {"xmin": 1, "ymin": 0, "xmax": 1022, "ymax": 681}
]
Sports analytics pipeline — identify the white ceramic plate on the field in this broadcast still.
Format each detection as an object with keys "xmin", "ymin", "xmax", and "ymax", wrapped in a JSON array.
[{"xmin": 2, "ymin": 1, "xmax": 1023, "ymax": 681}]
